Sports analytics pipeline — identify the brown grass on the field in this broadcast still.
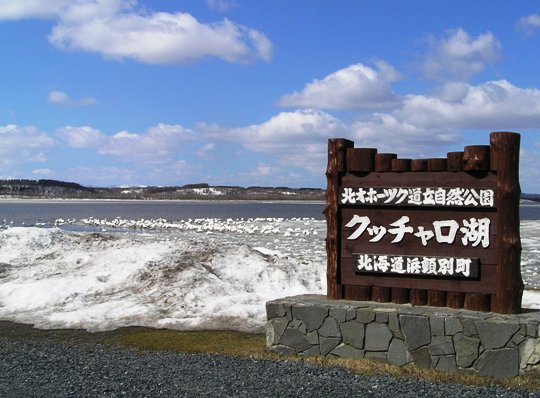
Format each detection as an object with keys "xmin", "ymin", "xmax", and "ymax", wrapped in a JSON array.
[
  {"xmin": 108, "ymin": 328, "xmax": 540, "ymax": 392},
  {"xmin": 1, "ymin": 322, "xmax": 538, "ymax": 392}
]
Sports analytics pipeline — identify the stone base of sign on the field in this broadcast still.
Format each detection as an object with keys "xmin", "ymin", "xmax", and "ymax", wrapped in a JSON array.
[{"xmin": 265, "ymin": 295, "xmax": 540, "ymax": 378}]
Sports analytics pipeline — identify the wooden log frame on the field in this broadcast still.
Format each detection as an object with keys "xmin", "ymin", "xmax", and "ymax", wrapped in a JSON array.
[{"xmin": 325, "ymin": 132, "xmax": 523, "ymax": 313}]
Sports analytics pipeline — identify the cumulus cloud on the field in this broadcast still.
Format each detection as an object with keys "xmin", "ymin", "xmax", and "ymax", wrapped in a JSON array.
[
  {"xmin": 398, "ymin": 80, "xmax": 540, "ymax": 130},
  {"xmin": 0, "ymin": 0, "xmax": 272, "ymax": 64},
  {"xmin": 0, "ymin": 0, "xmax": 69, "ymax": 20},
  {"xmin": 204, "ymin": 109, "xmax": 344, "ymax": 174},
  {"xmin": 57, "ymin": 125, "xmax": 106, "ymax": 147},
  {"xmin": 0, "ymin": 124, "xmax": 56, "ymax": 157},
  {"xmin": 0, "ymin": 125, "xmax": 56, "ymax": 172},
  {"xmin": 278, "ymin": 61, "xmax": 401, "ymax": 110},
  {"xmin": 422, "ymin": 28, "xmax": 501, "ymax": 81},
  {"xmin": 349, "ymin": 114, "xmax": 460, "ymax": 157},
  {"xmin": 516, "ymin": 14, "xmax": 540, "ymax": 36},
  {"xmin": 98, "ymin": 123, "xmax": 196, "ymax": 162},
  {"xmin": 48, "ymin": 90, "xmax": 98, "ymax": 106}
]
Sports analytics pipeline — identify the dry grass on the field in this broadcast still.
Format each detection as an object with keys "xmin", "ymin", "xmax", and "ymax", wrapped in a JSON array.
[
  {"xmin": 108, "ymin": 328, "xmax": 540, "ymax": 392},
  {"xmin": 1, "ymin": 322, "xmax": 538, "ymax": 392}
]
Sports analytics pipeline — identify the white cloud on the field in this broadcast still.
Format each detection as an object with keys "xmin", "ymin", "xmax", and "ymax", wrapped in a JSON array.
[
  {"xmin": 0, "ymin": 0, "xmax": 69, "ymax": 20},
  {"xmin": 49, "ymin": 1, "xmax": 271, "ymax": 64},
  {"xmin": 517, "ymin": 14, "xmax": 540, "ymax": 36},
  {"xmin": 422, "ymin": 28, "xmax": 501, "ymax": 81},
  {"xmin": 98, "ymin": 123, "xmax": 196, "ymax": 162},
  {"xmin": 57, "ymin": 123, "xmax": 197, "ymax": 164},
  {"xmin": 278, "ymin": 61, "xmax": 401, "ymax": 110},
  {"xmin": 197, "ymin": 142, "xmax": 216, "ymax": 159},
  {"xmin": 0, "ymin": 0, "xmax": 271, "ymax": 64},
  {"xmin": 206, "ymin": 0, "xmax": 238, "ymax": 12},
  {"xmin": 349, "ymin": 114, "xmax": 460, "ymax": 157},
  {"xmin": 32, "ymin": 168, "xmax": 52, "ymax": 176},
  {"xmin": 0, "ymin": 124, "xmax": 56, "ymax": 157},
  {"xmin": 398, "ymin": 80, "xmax": 540, "ymax": 130},
  {"xmin": 520, "ymin": 148, "xmax": 540, "ymax": 193},
  {"xmin": 57, "ymin": 126, "xmax": 106, "ymax": 148},
  {"xmin": 48, "ymin": 90, "xmax": 98, "ymax": 106},
  {"xmin": 204, "ymin": 109, "xmax": 343, "ymax": 174}
]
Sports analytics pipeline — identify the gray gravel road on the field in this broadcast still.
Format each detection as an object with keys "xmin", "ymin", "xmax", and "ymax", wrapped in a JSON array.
[{"xmin": 0, "ymin": 338, "xmax": 538, "ymax": 398}]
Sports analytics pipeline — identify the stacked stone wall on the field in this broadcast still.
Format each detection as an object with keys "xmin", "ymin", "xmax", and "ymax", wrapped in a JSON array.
[{"xmin": 266, "ymin": 295, "xmax": 540, "ymax": 378}]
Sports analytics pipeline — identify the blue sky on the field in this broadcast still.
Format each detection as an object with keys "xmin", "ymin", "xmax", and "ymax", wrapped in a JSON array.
[{"xmin": 1, "ymin": 1, "xmax": 540, "ymax": 192}]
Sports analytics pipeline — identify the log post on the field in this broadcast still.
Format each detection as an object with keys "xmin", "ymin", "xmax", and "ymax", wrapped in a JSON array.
[
  {"xmin": 426, "ymin": 158, "xmax": 447, "ymax": 307},
  {"xmin": 461, "ymin": 145, "xmax": 493, "ymax": 311},
  {"xmin": 490, "ymin": 132, "xmax": 523, "ymax": 314},
  {"xmin": 370, "ymin": 153, "xmax": 397, "ymax": 302},
  {"xmin": 446, "ymin": 150, "xmax": 466, "ymax": 309},
  {"xmin": 409, "ymin": 158, "xmax": 428, "ymax": 306},
  {"xmin": 343, "ymin": 147, "xmax": 377, "ymax": 301},
  {"xmin": 347, "ymin": 148, "xmax": 377, "ymax": 172},
  {"xmin": 447, "ymin": 152, "xmax": 464, "ymax": 172},
  {"xmin": 325, "ymin": 138, "xmax": 354, "ymax": 300},
  {"xmin": 391, "ymin": 158, "xmax": 411, "ymax": 304}
]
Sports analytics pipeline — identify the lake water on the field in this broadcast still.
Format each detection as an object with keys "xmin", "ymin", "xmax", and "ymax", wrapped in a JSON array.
[{"xmin": 0, "ymin": 200, "xmax": 539, "ymax": 332}]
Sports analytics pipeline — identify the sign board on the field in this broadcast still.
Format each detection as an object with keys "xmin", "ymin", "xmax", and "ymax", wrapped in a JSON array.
[{"xmin": 324, "ymin": 132, "xmax": 523, "ymax": 314}]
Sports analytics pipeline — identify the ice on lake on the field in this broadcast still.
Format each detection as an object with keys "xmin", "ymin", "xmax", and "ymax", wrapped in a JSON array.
[{"xmin": 0, "ymin": 216, "xmax": 539, "ymax": 332}]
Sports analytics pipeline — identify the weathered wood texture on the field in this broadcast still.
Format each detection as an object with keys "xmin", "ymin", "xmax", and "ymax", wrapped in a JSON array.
[
  {"xmin": 326, "ymin": 132, "xmax": 522, "ymax": 313},
  {"xmin": 325, "ymin": 139, "xmax": 353, "ymax": 300},
  {"xmin": 490, "ymin": 132, "xmax": 523, "ymax": 313}
]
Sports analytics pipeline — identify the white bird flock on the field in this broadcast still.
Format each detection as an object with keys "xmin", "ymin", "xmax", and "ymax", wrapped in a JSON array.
[{"xmin": 53, "ymin": 216, "xmax": 322, "ymax": 237}]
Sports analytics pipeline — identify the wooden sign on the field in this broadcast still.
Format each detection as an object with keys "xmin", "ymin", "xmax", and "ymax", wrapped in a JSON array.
[{"xmin": 324, "ymin": 132, "xmax": 523, "ymax": 314}]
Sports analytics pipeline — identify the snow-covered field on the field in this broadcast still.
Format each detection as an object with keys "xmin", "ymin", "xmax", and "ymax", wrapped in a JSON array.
[{"xmin": 0, "ymin": 216, "xmax": 538, "ymax": 332}]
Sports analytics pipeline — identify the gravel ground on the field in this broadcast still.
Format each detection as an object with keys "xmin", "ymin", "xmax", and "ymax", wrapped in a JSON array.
[{"xmin": 0, "ymin": 338, "xmax": 538, "ymax": 398}]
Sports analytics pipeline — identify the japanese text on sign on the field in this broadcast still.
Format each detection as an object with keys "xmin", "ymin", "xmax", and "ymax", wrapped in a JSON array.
[
  {"xmin": 352, "ymin": 253, "xmax": 479, "ymax": 278},
  {"xmin": 341, "ymin": 187, "xmax": 495, "ymax": 208},
  {"xmin": 345, "ymin": 215, "xmax": 491, "ymax": 248}
]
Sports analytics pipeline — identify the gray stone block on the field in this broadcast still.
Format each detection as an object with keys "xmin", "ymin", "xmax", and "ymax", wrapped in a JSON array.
[
  {"xmin": 511, "ymin": 327, "xmax": 526, "ymax": 346},
  {"xmin": 279, "ymin": 328, "xmax": 312, "ymax": 353},
  {"xmin": 388, "ymin": 338, "xmax": 411, "ymax": 366},
  {"xmin": 266, "ymin": 318, "xmax": 289, "ymax": 345},
  {"xmin": 356, "ymin": 309, "xmax": 375, "ymax": 323},
  {"xmin": 445, "ymin": 317, "xmax": 463, "ymax": 336},
  {"xmin": 474, "ymin": 348, "xmax": 519, "ymax": 378},
  {"xmin": 319, "ymin": 316, "xmax": 340, "ymax": 338},
  {"xmin": 519, "ymin": 338, "xmax": 540, "ymax": 368},
  {"xmin": 331, "ymin": 344, "xmax": 365, "ymax": 359},
  {"xmin": 429, "ymin": 336, "xmax": 455, "ymax": 356},
  {"xmin": 436, "ymin": 355, "xmax": 457, "ymax": 372},
  {"xmin": 411, "ymin": 346, "xmax": 432, "ymax": 368},
  {"xmin": 400, "ymin": 315, "xmax": 430, "ymax": 351},
  {"xmin": 430, "ymin": 316, "xmax": 445, "ymax": 336},
  {"xmin": 289, "ymin": 319, "xmax": 306, "ymax": 334},
  {"xmin": 271, "ymin": 344, "xmax": 296, "ymax": 355},
  {"xmin": 365, "ymin": 323, "xmax": 393, "ymax": 351},
  {"xmin": 299, "ymin": 345, "xmax": 320, "ymax": 357},
  {"xmin": 454, "ymin": 333, "xmax": 480, "ymax": 368},
  {"xmin": 346, "ymin": 308, "xmax": 357, "ymax": 321},
  {"xmin": 475, "ymin": 321, "xmax": 520, "ymax": 350},
  {"xmin": 330, "ymin": 307, "xmax": 347, "ymax": 322},
  {"xmin": 461, "ymin": 318, "xmax": 477, "ymax": 337},
  {"xmin": 365, "ymin": 351, "xmax": 387, "ymax": 361},
  {"xmin": 266, "ymin": 302, "xmax": 287, "ymax": 319},
  {"xmin": 292, "ymin": 305, "xmax": 328, "ymax": 332},
  {"xmin": 306, "ymin": 330, "xmax": 319, "ymax": 345},
  {"xmin": 320, "ymin": 336, "xmax": 341, "ymax": 356},
  {"xmin": 527, "ymin": 323, "xmax": 538, "ymax": 338},
  {"xmin": 388, "ymin": 313, "xmax": 400, "ymax": 333},
  {"xmin": 341, "ymin": 320, "xmax": 365, "ymax": 349},
  {"xmin": 375, "ymin": 312, "xmax": 389, "ymax": 323}
]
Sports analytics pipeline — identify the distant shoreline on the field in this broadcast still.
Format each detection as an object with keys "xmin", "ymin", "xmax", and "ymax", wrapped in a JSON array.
[{"xmin": 0, "ymin": 197, "xmax": 326, "ymax": 205}]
